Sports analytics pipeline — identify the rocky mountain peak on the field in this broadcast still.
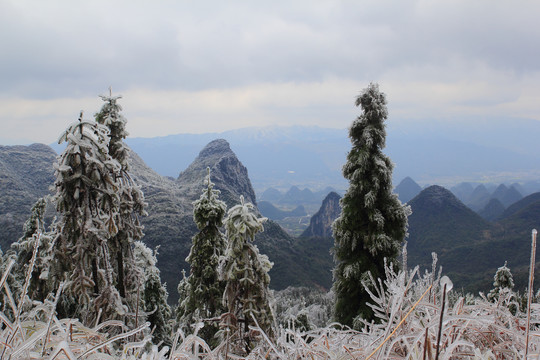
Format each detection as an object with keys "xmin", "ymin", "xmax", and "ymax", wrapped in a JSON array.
[
  {"xmin": 412, "ymin": 185, "xmax": 463, "ymax": 209},
  {"xmin": 394, "ymin": 176, "xmax": 422, "ymax": 203},
  {"xmin": 491, "ymin": 184, "xmax": 523, "ymax": 208},
  {"xmin": 197, "ymin": 138, "xmax": 233, "ymax": 158},
  {"xmin": 301, "ymin": 191, "xmax": 341, "ymax": 238},
  {"xmin": 177, "ymin": 138, "xmax": 257, "ymax": 207}
]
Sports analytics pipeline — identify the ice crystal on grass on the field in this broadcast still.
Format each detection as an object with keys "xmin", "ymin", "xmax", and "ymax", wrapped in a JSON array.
[{"xmin": 2, "ymin": 248, "xmax": 538, "ymax": 359}]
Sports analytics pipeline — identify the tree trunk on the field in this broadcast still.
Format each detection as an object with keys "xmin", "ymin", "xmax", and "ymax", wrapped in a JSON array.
[
  {"xmin": 92, "ymin": 257, "xmax": 99, "ymax": 295},
  {"xmin": 117, "ymin": 245, "xmax": 125, "ymax": 298}
]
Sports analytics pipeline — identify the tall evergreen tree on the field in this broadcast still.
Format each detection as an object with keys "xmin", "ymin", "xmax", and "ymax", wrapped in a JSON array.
[
  {"xmin": 219, "ymin": 196, "xmax": 274, "ymax": 345},
  {"xmin": 51, "ymin": 112, "xmax": 124, "ymax": 323},
  {"xmin": 94, "ymin": 92, "xmax": 147, "ymax": 315},
  {"xmin": 332, "ymin": 83, "xmax": 410, "ymax": 327},
  {"xmin": 178, "ymin": 168, "xmax": 227, "ymax": 345}
]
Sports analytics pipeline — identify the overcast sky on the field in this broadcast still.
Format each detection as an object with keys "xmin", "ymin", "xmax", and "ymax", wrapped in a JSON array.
[{"xmin": 1, "ymin": 0, "xmax": 539, "ymax": 145}]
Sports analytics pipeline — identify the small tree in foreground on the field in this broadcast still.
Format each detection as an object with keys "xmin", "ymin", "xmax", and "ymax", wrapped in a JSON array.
[
  {"xmin": 219, "ymin": 196, "xmax": 274, "ymax": 351},
  {"xmin": 178, "ymin": 168, "xmax": 227, "ymax": 346},
  {"xmin": 133, "ymin": 241, "xmax": 172, "ymax": 347},
  {"xmin": 488, "ymin": 261, "xmax": 515, "ymax": 303},
  {"xmin": 332, "ymin": 83, "xmax": 410, "ymax": 327},
  {"xmin": 10, "ymin": 197, "xmax": 55, "ymax": 304}
]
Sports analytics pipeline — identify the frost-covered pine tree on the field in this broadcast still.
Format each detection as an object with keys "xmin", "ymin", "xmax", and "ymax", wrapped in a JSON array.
[
  {"xmin": 50, "ymin": 112, "xmax": 124, "ymax": 323},
  {"xmin": 178, "ymin": 168, "xmax": 227, "ymax": 345},
  {"xmin": 10, "ymin": 197, "xmax": 55, "ymax": 303},
  {"xmin": 332, "ymin": 83, "xmax": 410, "ymax": 327},
  {"xmin": 133, "ymin": 241, "xmax": 172, "ymax": 347},
  {"xmin": 176, "ymin": 269, "xmax": 190, "ymax": 320},
  {"xmin": 95, "ymin": 90, "xmax": 130, "ymax": 169},
  {"xmin": 219, "ymin": 196, "xmax": 274, "ymax": 342},
  {"xmin": 488, "ymin": 261, "xmax": 514, "ymax": 302},
  {"xmin": 94, "ymin": 92, "xmax": 147, "ymax": 315}
]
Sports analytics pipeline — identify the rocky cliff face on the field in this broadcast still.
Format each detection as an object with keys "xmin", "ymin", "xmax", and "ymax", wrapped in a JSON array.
[
  {"xmin": 301, "ymin": 192, "xmax": 341, "ymax": 238},
  {"xmin": 0, "ymin": 144, "xmax": 56, "ymax": 250}
]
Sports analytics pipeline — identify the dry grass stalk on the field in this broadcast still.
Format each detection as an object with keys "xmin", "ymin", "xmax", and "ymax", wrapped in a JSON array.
[
  {"xmin": 526, "ymin": 228, "xmax": 537, "ymax": 358},
  {"xmin": 0, "ymin": 235, "xmax": 539, "ymax": 358},
  {"xmin": 365, "ymin": 283, "xmax": 433, "ymax": 360},
  {"xmin": 434, "ymin": 283, "xmax": 447, "ymax": 360}
]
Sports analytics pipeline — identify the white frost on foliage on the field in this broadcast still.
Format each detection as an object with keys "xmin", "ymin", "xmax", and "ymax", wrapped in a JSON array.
[
  {"xmin": 218, "ymin": 195, "xmax": 274, "ymax": 334},
  {"xmin": 0, "ymin": 250, "xmax": 539, "ymax": 358}
]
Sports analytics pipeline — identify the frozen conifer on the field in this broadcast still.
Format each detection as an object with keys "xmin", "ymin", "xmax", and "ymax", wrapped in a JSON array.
[
  {"xmin": 488, "ymin": 261, "xmax": 514, "ymax": 302},
  {"xmin": 10, "ymin": 197, "xmax": 55, "ymax": 303},
  {"xmin": 0, "ymin": 198, "xmax": 53, "ymax": 317},
  {"xmin": 332, "ymin": 83, "xmax": 410, "ymax": 326},
  {"xmin": 95, "ymin": 90, "xmax": 130, "ymax": 168},
  {"xmin": 178, "ymin": 168, "xmax": 227, "ymax": 345},
  {"xmin": 219, "ymin": 196, "xmax": 274, "ymax": 344},
  {"xmin": 133, "ymin": 241, "xmax": 172, "ymax": 347},
  {"xmin": 176, "ymin": 269, "xmax": 190, "ymax": 320},
  {"xmin": 95, "ymin": 92, "xmax": 147, "ymax": 315},
  {"xmin": 50, "ymin": 111, "xmax": 124, "ymax": 323}
]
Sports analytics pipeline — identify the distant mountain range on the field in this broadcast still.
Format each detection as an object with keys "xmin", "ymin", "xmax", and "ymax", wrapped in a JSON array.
[
  {"xmin": 123, "ymin": 126, "xmax": 349, "ymax": 192},
  {"xmin": 258, "ymin": 201, "xmax": 306, "ymax": 221},
  {"xmin": 293, "ymin": 182, "xmax": 540, "ymax": 294},
  {"xmin": 395, "ymin": 176, "xmax": 540, "ymax": 220},
  {"xmin": 394, "ymin": 177, "xmax": 423, "ymax": 203},
  {"xmin": 408, "ymin": 186, "xmax": 540, "ymax": 292},
  {"xmin": 5, "ymin": 134, "xmax": 540, "ymax": 300},
  {"xmin": 260, "ymin": 185, "xmax": 339, "ymax": 207},
  {"xmin": 74, "ymin": 118, "xmax": 540, "ymax": 191}
]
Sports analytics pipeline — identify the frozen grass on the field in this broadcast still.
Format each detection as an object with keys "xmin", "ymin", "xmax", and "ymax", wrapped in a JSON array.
[{"xmin": 1, "ymin": 239, "xmax": 539, "ymax": 358}]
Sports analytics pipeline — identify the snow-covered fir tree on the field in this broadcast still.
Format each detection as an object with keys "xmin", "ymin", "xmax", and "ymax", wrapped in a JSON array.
[
  {"xmin": 133, "ymin": 241, "xmax": 172, "ymax": 347},
  {"xmin": 219, "ymin": 196, "xmax": 274, "ymax": 347},
  {"xmin": 176, "ymin": 269, "xmax": 190, "ymax": 319},
  {"xmin": 177, "ymin": 168, "xmax": 227, "ymax": 346},
  {"xmin": 94, "ymin": 92, "xmax": 147, "ymax": 318},
  {"xmin": 332, "ymin": 83, "xmax": 410, "ymax": 327},
  {"xmin": 10, "ymin": 197, "xmax": 55, "ymax": 303},
  {"xmin": 50, "ymin": 111, "xmax": 125, "ymax": 323},
  {"xmin": 488, "ymin": 261, "xmax": 515, "ymax": 302},
  {"xmin": 95, "ymin": 90, "xmax": 130, "ymax": 169}
]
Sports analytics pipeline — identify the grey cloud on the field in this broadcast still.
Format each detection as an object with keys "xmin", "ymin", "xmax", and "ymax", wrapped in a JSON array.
[{"xmin": 1, "ymin": 0, "xmax": 539, "ymax": 99}]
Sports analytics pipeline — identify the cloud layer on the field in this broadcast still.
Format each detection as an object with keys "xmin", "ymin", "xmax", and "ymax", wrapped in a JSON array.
[{"xmin": 1, "ymin": 0, "xmax": 539, "ymax": 144}]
